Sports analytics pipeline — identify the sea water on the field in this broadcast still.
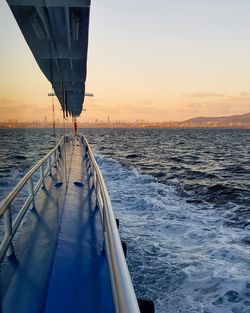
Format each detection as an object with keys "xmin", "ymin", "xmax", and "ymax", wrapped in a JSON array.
[{"xmin": 0, "ymin": 128, "xmax": 250, "ymax": 313}]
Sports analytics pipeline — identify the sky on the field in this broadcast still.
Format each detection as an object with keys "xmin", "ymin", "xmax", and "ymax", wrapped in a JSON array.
[{"xmin": 1, "ymin": 0, "xmax": 250, "ymax": 123}]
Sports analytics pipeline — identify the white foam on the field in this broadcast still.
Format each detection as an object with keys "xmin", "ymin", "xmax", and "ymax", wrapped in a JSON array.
[{"xmin": 96, "ymin": 154, "xmax": 250, "ymax": 313}]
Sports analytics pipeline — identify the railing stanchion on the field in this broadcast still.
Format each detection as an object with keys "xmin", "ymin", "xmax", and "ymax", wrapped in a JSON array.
[
  {"xmin": 94, "ymin": 169, "xmax": 97, "ymax": 188},
  {"xmin": 4, "ymin": 205, "xmax": 14, "ymax": 257},
  {"xmin": 29, "ymin": 177, "xmax": 36, "ymax": 209},
  {"xmin": 102, "ymin": 203, "xmax": 106, "ymax": 233},
  {"xmin": 54, "ymin": 150, "xmax": 57, "ymax": 168},
  {"xmin": 40, "ymin": 164, "xmax": 45, "ymax": 188},
  {"xmin": 0, "ymin": 136, "xmax": 64, "ymax": 263},
  {"xmin": 48, "ymin": 156, "xmax": 52, "ymax": 175},
  {"xmin": 95, "ymin": 181, "xmax": 99, "ymax": 208},
  {"xmin": 81, "ymin": 134, "xmax": 141, "ymax": 313},
  {"xmin": 94, "ymin": 170, "xmax": 97, "ymax": 191}
]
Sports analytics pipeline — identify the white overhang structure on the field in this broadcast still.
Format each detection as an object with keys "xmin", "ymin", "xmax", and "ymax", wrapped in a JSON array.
[{"xmin": 7, "ymin": 0, "xmax": 91, "ymax": 117}]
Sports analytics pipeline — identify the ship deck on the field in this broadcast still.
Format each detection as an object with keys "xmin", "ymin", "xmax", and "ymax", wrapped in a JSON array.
[{"xmin": 0, "ymin": 138, "xmax": 114, "ymax": 313}]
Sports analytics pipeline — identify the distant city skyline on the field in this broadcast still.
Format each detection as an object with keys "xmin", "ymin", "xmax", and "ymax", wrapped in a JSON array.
[
  {"xmin": 1, "ymin": 1, "xmax": 250, "ymax": 122},
  {"xmin": 1, "ymin": 111, "xmax": 250, "ymax": 129}
]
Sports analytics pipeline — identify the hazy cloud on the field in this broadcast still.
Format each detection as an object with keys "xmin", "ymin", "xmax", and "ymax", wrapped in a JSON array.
[
  {"xmin": 0, "ymin": 99, "xmax": 20, "ymax": 115},
  {"xmin": 0, "ymin": 98, "xmax": 16, "ymax": 106},
  {"xmin": 0, "ymin": 98, "xmax": 60, "ymax": 121},
  {"xmin": 178, "ymin": 94, "xmax": 250, "ymax": 119},
  {"xmin": 117, "ymin": 98, "xmax": 171, "ymax": 116},
  {"xmin": 86, "ymin": 102, "xmax": 113, "ymax": 112},
  {"xmin": 136, "ymin": 99, "xmax": 156, "ymax": 106},
  {"xmin": 182, "ymin": 92, "xmax": 225, "ymax": 98},
  {"xmin": 126, "ymin": 99, "xmax": 172, "ymax": 115},
  {"xmin": 84, "ymin": 98, "xmax": 107, "ymax": 112},
  {"xmin": 239, "ymin": 92, "xmax": 250, "ymax": 97},
  {"xmin": 85, "ymin": 98, "xmax": 170, "ymax": 116}
]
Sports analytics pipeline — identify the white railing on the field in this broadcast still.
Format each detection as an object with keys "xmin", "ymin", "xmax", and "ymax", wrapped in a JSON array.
[
  {"xmin": 81, "ymin": 135, "xmax": 140, "ymax": 313},
  {"xmin": 0, "ymin": 136, "xmax": 65, "ymax": 263}
]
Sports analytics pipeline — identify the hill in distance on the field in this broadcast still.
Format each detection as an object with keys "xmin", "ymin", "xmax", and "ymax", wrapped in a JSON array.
[{"xmin": 185, "ymin": 112, "xmax": 250, "ymax": 124}]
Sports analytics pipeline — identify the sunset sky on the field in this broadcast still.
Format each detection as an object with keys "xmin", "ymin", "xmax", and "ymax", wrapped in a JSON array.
[{"xmin": 1, "ymin": 0, "xmax": 250, "ymax": 123}]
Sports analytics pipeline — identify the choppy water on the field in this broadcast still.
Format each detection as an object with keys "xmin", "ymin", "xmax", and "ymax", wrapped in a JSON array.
[
  {"xmin": 0, "ymin": 128, "xmax": 250, "ymax": 313},
  {"xmin": 0, "ymin": 129, "xmax": 64, "ymax": 200}
]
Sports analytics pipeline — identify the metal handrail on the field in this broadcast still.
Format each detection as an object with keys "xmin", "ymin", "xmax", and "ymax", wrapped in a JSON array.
[
  {"xmin": 0, "ymin": 136, "xmax": 65, "ymax": 263},
  {"xmin": 81, "ymin": 135, "xmax": 140, "ymax": 313}
]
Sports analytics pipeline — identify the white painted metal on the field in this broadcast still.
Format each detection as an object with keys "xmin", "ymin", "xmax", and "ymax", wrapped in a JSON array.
[
  {"xmin": 0, "ymin": 136, "xmax": 65, "ymax": 263},
  {"xmin": 81, "ymin": 135, "xmax": 140, "ymax": 313},
  {"xmin": 29, "ymin": 177, "xmax": 36, "ymax": 209}
]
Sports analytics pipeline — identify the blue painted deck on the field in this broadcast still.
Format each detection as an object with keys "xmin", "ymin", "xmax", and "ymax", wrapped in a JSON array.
[{"xmin": 0, "ymin": 139, "xmax": 115, "ymax": 313}]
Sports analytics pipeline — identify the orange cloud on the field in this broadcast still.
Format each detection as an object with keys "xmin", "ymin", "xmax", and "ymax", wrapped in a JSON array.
[
  {"xmin": 182, "ymin": 92, "xmax": 225, "ymax": 98},
  {"xmin": 179, "ymin": 92, "xmax": 250, "ymax": 118}
]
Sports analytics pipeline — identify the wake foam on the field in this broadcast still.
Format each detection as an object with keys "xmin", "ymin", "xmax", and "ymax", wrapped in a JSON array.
[{"xmin": 96, "ymin": 154, "xmax": 250, "ymax": 313}]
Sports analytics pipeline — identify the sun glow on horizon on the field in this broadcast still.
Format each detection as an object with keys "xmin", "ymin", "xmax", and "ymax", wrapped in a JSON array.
[{"xmin": 1, "ymin": 0, "xmax": 250, "ymax": 123}]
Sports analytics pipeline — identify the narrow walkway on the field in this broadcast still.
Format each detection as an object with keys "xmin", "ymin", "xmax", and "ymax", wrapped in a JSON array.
[
  {"xmin": 45, "ymin": 139, "xmax": 114, "ymax": 313},
  {"xmin": 0, "ymin": 138, "xmax": 114, "ymax": 313}
]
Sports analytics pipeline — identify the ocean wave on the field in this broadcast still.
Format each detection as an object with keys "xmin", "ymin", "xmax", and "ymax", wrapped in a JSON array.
[
  {"xmin": 0, "ymin": 128, "xmax": 249, "ymax": 313},
  {"xmin": 96, "ymin": 153, "xmax": 250, "ymax": 313},
  {"xmin": 126, "ymin": 153, "xmax": 141, "ymax": 159},
  {"xmin": 13, "ymin": 155, "xmax": 27, "ymax": 160}
]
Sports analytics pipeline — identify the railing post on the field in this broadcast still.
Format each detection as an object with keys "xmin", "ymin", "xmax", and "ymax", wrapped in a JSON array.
[
  {"xmin": 40, "ymin": 163, "xmax": 45, "ymax": 188},
  {"xmin": 29, "ymin": 177, "xmax": 36, "ymax": 210},
  {"xmin": 54, "ymin": 150, "xmax": 57, "ymax": 168},
  {"xmin": 4, "ymin": 205, "xmax": 14, "ymax": 257},
  {"xmin": 93, "ymin": 170, "xmax": 97, "ymax": 189},
  {"xmin": 48, "ymin": 156, "xmax": 52, "ymax": 176},
  {"xmin": 0, "ymin": 136, "xmax": 67, "ymax": 264},
  {"xmin": 95, "ymin": 181, "xmax": 99, "ymax": 208},
  {"xmin": 89, "ymin": 159, "xmax": 93, "ymax": 176},
  {"xmin": 89, "ymin": 164, "xmax": 93, "ymax": 187},
  {"xmin": 102, "ymin": 202, "xmax": 106, "ymax": 252},
  {"xmin": 86, "ymin": 157, "xmax": 90, "ymax": 175},
  {"xmin": 102, "ymin": 202, "xmax": 106, "ymax": 233}
]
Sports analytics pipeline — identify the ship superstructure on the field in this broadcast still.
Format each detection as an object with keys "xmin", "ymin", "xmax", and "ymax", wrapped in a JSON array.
[{"xmin": 7, "ymin": 0, "xmax": 90, "ymax": 117}]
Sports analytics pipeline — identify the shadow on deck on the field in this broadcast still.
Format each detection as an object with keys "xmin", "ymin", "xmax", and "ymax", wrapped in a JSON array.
[{"xmin": 0, "ymin": 139, "xmax": 114, "ymax": 313}]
